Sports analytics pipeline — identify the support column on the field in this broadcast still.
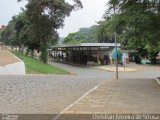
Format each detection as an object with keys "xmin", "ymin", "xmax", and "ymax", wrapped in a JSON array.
[
  {"xmin": 62, "ymin": 50, "xmax": 64, "ymax": 61},
  {"xmin": 97, "ymin": 47, "xmax": 100, "ymax": 65},
  {"xmin": 90, "ymin": 47, "xmax": 92, "ymax": 60},
  {"xmin": 79, "ymin": 47, "xmax": 81, "ymax": 63}
]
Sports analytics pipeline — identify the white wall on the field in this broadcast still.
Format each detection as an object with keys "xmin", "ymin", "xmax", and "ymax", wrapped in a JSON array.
[{"xmin": 0, "ymin": 61, "xmax": 25, "ymax": 75}]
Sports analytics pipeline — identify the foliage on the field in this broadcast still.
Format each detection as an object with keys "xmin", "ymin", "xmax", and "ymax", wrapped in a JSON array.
[
  {"xmin": 63, "ymin": 25, "xmax": 99, "ymax": 43},
  {"xmin": 97, "ymin": 20, "xmax": 115, "ymax": 43},
  {"xmin": 0, "ymin": 19, "xmax": 17, "ymax": 46},
  {"xmin": 0, "ymin": 13, "xmax": 40, "ymax": 59},
  {"xmin": 40, "ymin": 42, "xmax": 48, "ymax": 63},
  {"xmin": 1, "ymin": 0, "xmax": 82, "ymax": 63},
  {"xmin": 14, "ymin": 52, "xmax": 68, "ymax": 74},
  {"xmin": 18, "ymin": 0, "xmax": 82, "ymax": 63},
  {"xmin": 99, "ymin": 0, "xmax": 160, "ymax": 64}
]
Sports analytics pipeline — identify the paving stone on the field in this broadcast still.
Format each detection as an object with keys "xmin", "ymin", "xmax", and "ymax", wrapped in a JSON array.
[
  {"xmin": 0, "ymin": 61, "xmax": 160, "ymax": 117},
  {"xmin": 0, "ymin": 75, "xmax": 103, "ymax": 114},
  {"xmin": 63, "ymin": 79, "xmax": 160, "ymax": 114}
]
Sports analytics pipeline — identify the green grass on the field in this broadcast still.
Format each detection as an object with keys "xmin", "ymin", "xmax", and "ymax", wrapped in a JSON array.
[{"xmin": 14, "ymin": 52, "xmax": 69, "ymax": 74}]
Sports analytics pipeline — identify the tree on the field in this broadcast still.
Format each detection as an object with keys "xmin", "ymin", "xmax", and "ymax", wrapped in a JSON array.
[
  {"xmin": 97, "ymin": 20, "xmax": 115, "ymax": 43},
  {"xmin": 0, "ymin": 10, "xmax": 41, "ymax": 56},
  {"xmin": 63, "ymin": 25, "xmax": 99, "ymax": 44},
  {"xmin": 18, "ymin": 0, "xmax": 83, "ymax": 63},
  {"xmin": 101, "ymin": 0, "xmax": 160, "ymax": 64},
  {"xmin": 0, "ymin": 19, "xmax": 16, "ymax": 47}
]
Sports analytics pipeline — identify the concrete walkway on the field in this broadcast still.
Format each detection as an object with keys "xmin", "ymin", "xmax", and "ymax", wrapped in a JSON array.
[
  {"xmin": 95, "ymin": 65, "xmax": 137, "ymax": 72},
  {"xmin": 64, "ymin": 78, "xmax": 160, "ymax": 114},
  {"xmin": 118, "ymin": 65, "xmax": 160, "ymax": 79},
  {"xmin": 48, "ymin": 63, "xmax": 160, "ymax": 120},
  {"xmin": 56, "ymin": 78, "xmax": 160, "ymax": 119}
]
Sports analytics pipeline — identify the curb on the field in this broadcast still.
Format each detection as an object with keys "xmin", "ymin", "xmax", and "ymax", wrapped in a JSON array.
[{"xmin": 154, "ymin": 77, "xmax": 160, "ymax": 85}]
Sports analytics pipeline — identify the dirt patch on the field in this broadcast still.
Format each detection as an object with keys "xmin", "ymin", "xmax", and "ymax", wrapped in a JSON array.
[{"xmin": 0, "ymin": 49, "xmax": 20, "ymax": 66}]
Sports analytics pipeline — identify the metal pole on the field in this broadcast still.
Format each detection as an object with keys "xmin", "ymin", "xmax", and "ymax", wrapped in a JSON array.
[
  {"xmin": 113, "ymin": 7, "xmax": 119, "ymax": 79},
  {"xmin": 115, "ymin": 32, "xmax": 119, "ymax": 79}
]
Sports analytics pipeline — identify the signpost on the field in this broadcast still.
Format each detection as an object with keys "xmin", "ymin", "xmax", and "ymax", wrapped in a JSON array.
[
  {"xmin": 112, "ymin": 43, "xmax": 122, "ymax": 79},
  {"xmin": 115, "ymin": 33, "xmax": 118, "ymax": 79}
]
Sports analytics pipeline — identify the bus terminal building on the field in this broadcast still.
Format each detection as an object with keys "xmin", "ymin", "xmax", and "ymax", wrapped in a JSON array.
[{"xmin": 51, "ymin": 43, "xmax": 122, "ymax": 65}]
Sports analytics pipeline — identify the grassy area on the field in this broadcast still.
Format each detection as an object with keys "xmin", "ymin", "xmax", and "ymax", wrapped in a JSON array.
[{"xmin": 14, "ymin": 52, "xmax": 69, "ymax": 74}]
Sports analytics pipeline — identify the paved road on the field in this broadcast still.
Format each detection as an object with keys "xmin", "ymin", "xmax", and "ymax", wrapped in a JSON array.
[
  {"xmin": 118, "ymin": 64, "xmax": 160, "ymax": 79},
  {"xmin": 0, "ymin": 61, "xmax": 112, "ymax": 114},
  {"xmin": 0, "ymin": 61, "xmax": 160, "ymax": 114},
  {"xmin": 50, "ymin": 61, "xmax": 160, "ymax": 79},
  {"xmin": 0, "ymin": 76, "xmax": 105, "ymax": 114},
  {"xmin": 51, "ymin": 62, "xmax": 160, "ymax": 79},
  {"xmin": 49, "ymin": 61, "xmax": 113, "ymax": 78}
]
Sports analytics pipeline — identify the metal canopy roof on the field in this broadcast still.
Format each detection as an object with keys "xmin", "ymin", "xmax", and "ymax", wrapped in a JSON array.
[{"xmin": 54, "ymin": 43, "xmax": 121, "ymax": 48}]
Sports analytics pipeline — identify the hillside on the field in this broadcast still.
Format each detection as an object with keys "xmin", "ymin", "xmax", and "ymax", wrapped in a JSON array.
[{"xmin": 63, "ymin": 25, "xmax": 99, "ymax": 44}]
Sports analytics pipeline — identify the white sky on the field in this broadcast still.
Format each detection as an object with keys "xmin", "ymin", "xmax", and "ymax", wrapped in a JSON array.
[
  {"xmin": 0, "ymin": 0, "xmax": 26, "ymax": 25},
  {"xmin": 0, "ymin": 0, "xmax": 108, "ymax": 37}
]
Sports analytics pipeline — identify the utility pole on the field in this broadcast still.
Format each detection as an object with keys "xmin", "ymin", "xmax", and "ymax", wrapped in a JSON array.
[
  {"xmin": 114, "ymin": 5, "xmax": 118, "ymax": 80},
  {"xmin": 115, "ymin": 32, "xmax": 119, "ymax": 79}
]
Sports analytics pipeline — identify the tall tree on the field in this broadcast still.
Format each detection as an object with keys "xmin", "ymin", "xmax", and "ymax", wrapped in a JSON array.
[
  {"xmin": 63, "ymin": 25, "xmax": 99, "ymax": 44},
  {"xmin": 101, "ymin": 0, "xmax": 160, "ymax": 63},
  {"xmin": 18, "ymin": 0, "xmax": 82, "ymax": 63}
]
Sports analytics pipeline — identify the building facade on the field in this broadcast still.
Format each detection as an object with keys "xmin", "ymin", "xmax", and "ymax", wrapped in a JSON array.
[{"xmin": 51, "ymin": 43, "xmax": 121, "ymax": 65}]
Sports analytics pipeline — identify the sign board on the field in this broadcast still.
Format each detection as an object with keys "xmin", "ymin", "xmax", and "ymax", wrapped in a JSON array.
[{"xmin": 112, "ymin": 48, "xmax": 122, "ymax": 61}]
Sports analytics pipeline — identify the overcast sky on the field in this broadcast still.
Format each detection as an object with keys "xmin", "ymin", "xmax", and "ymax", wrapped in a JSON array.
[
  {"xmin": 0, "ymin": 0, "xmax": 108, "ymax": 37},
  {"xmin": 0, "ymin": 0, "xmax": 26, "ymax": 25}
]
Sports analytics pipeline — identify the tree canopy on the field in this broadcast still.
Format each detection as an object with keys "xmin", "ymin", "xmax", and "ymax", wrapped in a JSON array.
[
  {"xmin": 63, "ymin": 25, "xmax": 99, "ymax": 44},
  {"xmin": 98, "ymin": 0, "xmax": 160, "ymax": 63},
  {"xmin": 1, "ymin": 0, "xmax": 82, "ymax": 63},
  {"xmin": 20, "ymin": 0, "xmax": 82, "ymax": 63}
]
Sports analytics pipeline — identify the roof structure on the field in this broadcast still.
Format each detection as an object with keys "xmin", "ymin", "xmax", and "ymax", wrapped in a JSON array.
[{"xmin": 54, "ymin": 43, "xmax": 121, "ymax": 48}]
